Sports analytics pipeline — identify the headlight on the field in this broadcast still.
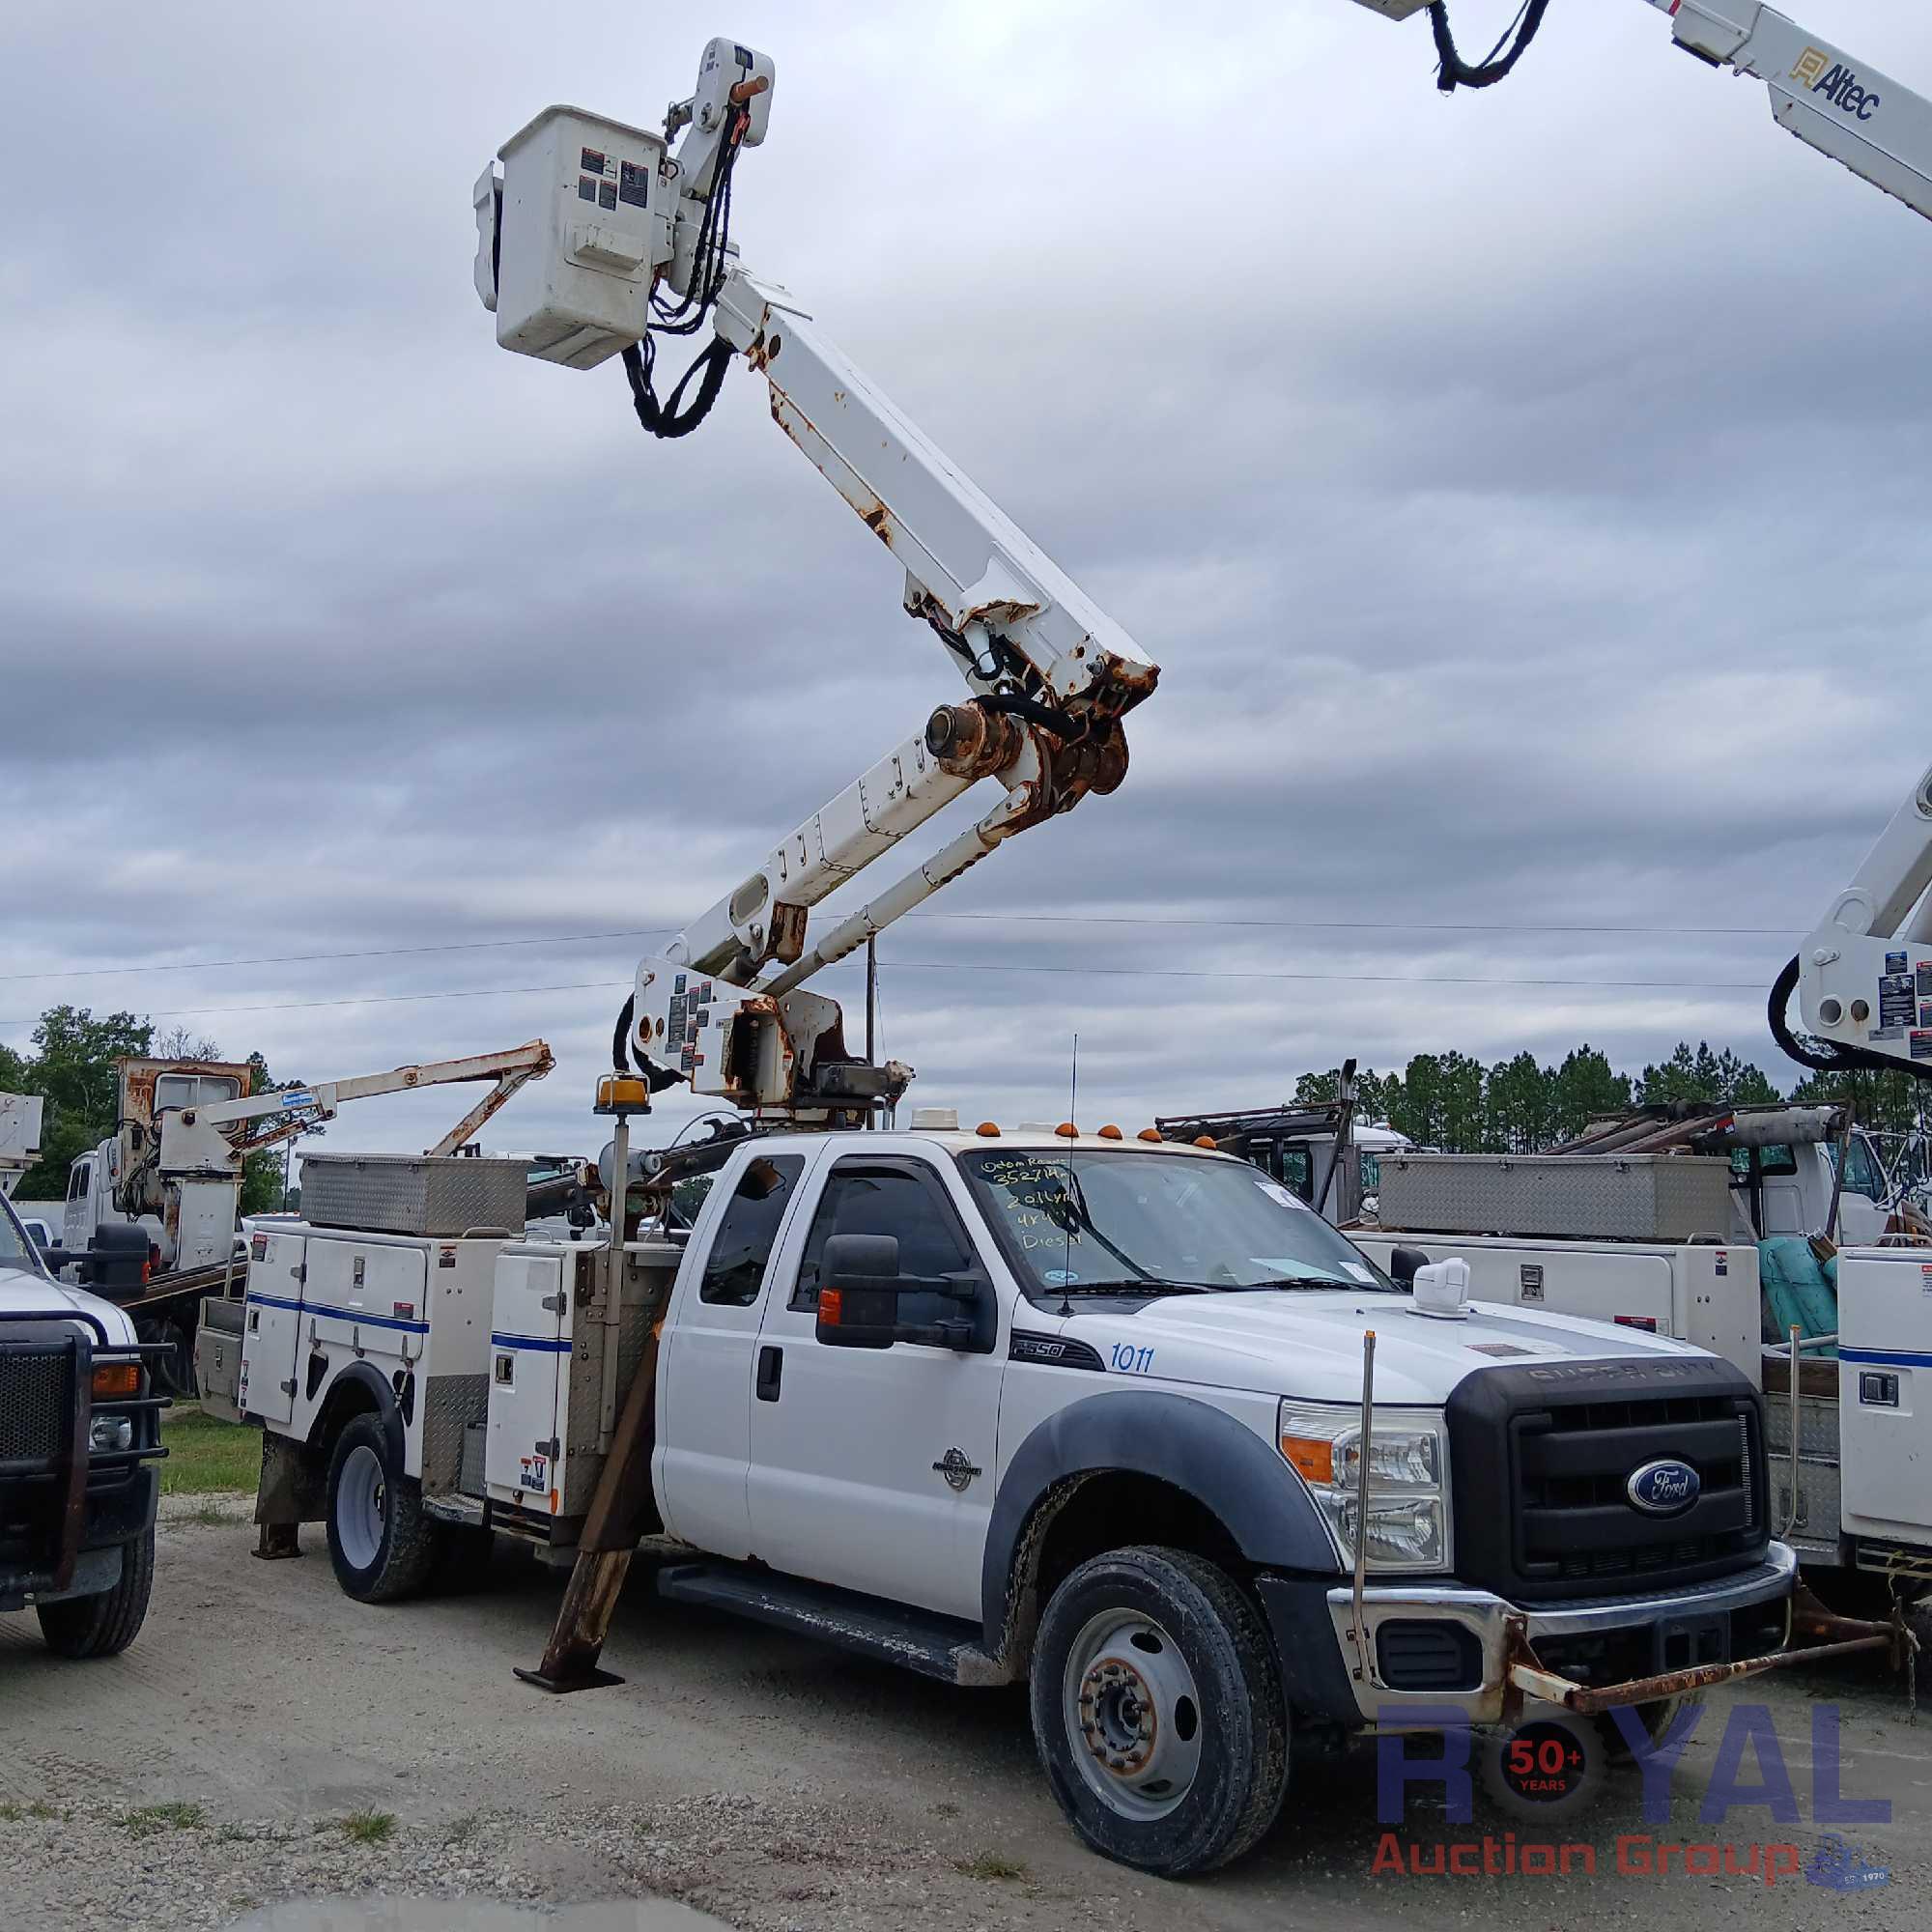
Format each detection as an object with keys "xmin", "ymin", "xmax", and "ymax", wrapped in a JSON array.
[
  {"xmin": 1278, "ymin": 1399, "xmax": 1450, "ymax": 1573},
  {"xmin": 89, "ymin": 1415, "xmax": 134, "ymax": 1454}
]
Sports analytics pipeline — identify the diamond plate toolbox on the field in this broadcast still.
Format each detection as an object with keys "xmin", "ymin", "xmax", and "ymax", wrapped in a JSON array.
[
  {"xmin": 1376, "ymin": 1152, "xmax": 1734, "ymax": 1242},
  {"xmin": 298, "ymin": 1153, "xmax": 527, "ymax": 1237}
]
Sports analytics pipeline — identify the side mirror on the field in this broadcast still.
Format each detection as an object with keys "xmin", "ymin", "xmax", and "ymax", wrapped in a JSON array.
[
  {"xmin": 1388, "ymin": 1245, "xmax": 1430, "ymax": 1289},
  {"xmin": 815, "ymin": 1233, "xmax": 903, "ymax": 1350}
]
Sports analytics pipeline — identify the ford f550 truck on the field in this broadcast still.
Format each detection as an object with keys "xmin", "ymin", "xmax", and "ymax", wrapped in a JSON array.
[
  {"xmin": 209, "ymin": 1127, "xmax": 1843, "ymax": 1874},
  {"xmin": 0, "ymin": 1187, "xmax": 166, "ymax": 1657}
]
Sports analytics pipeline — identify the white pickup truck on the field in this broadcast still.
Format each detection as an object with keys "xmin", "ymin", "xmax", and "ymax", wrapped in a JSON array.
[
  {"xmin": 216, "ymin": 1126, "xmax": 1810, "ymax": 1873},
  {"xmin": 0, "ymin": 1189, "xmax": 167, "ymax": 1657}
]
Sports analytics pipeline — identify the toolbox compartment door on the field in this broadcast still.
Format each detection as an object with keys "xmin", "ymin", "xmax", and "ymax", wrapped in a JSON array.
[
  {"xmin": 485, "ymin": 1250, "xmax": 568, "ymax": 1514},
  {"xmin": 239, "ymin": 1233, "xmax": 304, "ymax": 1428}
]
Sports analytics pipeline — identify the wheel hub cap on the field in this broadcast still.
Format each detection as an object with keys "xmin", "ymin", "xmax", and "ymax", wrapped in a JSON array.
[{"xmin": 1062, "ymin": 1610, "xmax": 1204, "ymax": 1821}]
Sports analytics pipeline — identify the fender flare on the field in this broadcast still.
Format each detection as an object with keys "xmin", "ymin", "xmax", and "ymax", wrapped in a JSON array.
[
  {"xmin": 980, "ymin": 1388, "xmax": 1340, "ymax": 1653},
  {"xmin": 309, "ymin": 1360, "xmax": 405, "ymax": 1475}
]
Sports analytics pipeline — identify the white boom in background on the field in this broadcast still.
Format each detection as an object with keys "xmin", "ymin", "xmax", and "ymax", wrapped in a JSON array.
[
  {"xmin": 1350, "ymin": 0, "xmax": 1932, "ymax": 222},
  {"xmin": 473, "ymin": 41, "xmax": 1159, "ymax": 1122}
]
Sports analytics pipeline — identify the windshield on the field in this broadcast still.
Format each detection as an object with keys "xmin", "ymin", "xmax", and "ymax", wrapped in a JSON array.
[
  {"xmin": 0, "ymin": 1194, "xmax": 39, "ymax": 1271},
  {"xmin": 958, "ymin": 1147, "xmax": 1397, "ymax": 1297}
]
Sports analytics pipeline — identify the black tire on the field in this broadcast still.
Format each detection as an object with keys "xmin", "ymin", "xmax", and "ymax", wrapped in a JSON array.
[
  {"xmin": 324, "ymin": 1414, "xmax": 444, "ymax": 1604},
  {"xmin": 135, "ymin": 1315, "xmax": 195, "ymax": 1398},
  {"xmin": 38, "ymin": 1528, "xmax": 155, "ymax": 1659},
  {"xmin": 1030, "ymin": 1546, "xmax": 1287, "ymax": 1876}
]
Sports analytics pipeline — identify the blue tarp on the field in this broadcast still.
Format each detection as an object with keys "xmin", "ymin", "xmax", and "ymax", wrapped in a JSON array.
[{"xmin": 1758, "ymin": 1236, "xmax": 1838, "ymax": 1354}]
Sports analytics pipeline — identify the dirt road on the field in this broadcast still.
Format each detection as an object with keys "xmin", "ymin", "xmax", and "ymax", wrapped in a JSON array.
[{"xmin": 2, "ymin": 1500, "xmax": 1927, "ymax": 1930}]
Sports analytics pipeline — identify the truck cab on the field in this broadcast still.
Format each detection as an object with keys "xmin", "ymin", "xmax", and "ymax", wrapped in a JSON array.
[{"xmin": 0, "ymin": 1189, "xmax": 167, "ymax": 1658}]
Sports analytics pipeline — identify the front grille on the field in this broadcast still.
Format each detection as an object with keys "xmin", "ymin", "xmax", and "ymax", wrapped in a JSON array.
[
  {"xmin": 1515, "ymin": 1396, "xmax": 1758, "ymax": 1587},
  {"xmin": 1448, "ymin": 1356, "xmax": 1770, "ymax": 1604},
  {"xmin": 0, "ymin": 1347, "xmax": 73, "ymax": 1463}
]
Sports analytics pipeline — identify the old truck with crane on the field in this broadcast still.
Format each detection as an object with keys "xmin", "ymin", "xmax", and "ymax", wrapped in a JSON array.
[
  {"xmin": 45, "ymin": 1043, "xmax": 554, "ymax": 1395},
  {"xmin": 185, "ymin": 31, "xmax": 1932, "ymax": 1878}
]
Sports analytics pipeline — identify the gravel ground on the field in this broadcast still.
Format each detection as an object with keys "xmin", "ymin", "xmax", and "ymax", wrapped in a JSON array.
[{"xmin": 1, "ymin": 1497, "xmax": 1928, "ymax": 1930}]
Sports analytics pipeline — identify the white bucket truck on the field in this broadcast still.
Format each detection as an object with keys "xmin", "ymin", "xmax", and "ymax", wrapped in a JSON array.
[{"xmin": 213, "ymin": 1122, "xmax": 1863, "ymax": 1876}]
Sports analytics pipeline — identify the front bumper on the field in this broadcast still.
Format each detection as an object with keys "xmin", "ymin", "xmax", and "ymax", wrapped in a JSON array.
[{"xmin": 1329, "ymin": 1538, "xmax": 1793, "ymax": 1723}]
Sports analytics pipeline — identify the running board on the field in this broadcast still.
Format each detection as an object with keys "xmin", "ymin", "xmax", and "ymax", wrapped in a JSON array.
[{"xmin": 656, "ymin": 1561, "xmax": 1005, "ymax": 1685}]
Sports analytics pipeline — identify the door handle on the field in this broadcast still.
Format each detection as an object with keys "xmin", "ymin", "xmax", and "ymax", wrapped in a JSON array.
[{"xmin": 755, "ymin": 1345, "xmax": 782, "ymax": 1403}]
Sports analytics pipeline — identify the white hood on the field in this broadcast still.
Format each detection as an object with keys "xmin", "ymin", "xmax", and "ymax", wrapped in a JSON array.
[
  {"xmin": 0, "ymin": 1261, "xmax": 138, "ymax": 1349},
  {"xmin": 1062, "ymin": 1290, "xmax": 1704, "ymax": 1406}
]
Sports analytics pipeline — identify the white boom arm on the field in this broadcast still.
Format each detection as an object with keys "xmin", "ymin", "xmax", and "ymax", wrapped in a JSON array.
[
  {"xmin": 156, "ymin": 1040, "xmax": 556, "ymax": 1178},
  {"xmin": 475, "ymin": 42, "xmax": 1159, "ymax": 1120},
  {"xmin": 1785, "ymin": 764, "xmax": 1932, "ymax": 1079},
  {"xmin": 1353, "ymin": 1, "xmax": 1932, "ymax": 223}
]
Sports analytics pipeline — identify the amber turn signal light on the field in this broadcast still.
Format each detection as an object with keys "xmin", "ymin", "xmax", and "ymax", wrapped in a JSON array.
[
  {"xmin": 1279, "ymin": 1434, "xmax": 1334, "ymax": 1485},
  {"xmin": 92, "ymin": 1362, "xmax": 141, "ymax": 1400}
]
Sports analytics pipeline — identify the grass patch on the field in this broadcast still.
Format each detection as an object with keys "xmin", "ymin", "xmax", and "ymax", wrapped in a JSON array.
[
  {"xmin": 338, "ymin": 1809, "xmax": 397, "ymax": 1845},
  {"xmin": 953, "ymin": 1850, "xmax": 1027, "ymax": 1882},
  {"xmin": 121, "ymin": 1803, "xmax": 206, "ymax": 1837},
  {"xmin": 160, "ymin": 1406, "xmax": 258, "ymax": 1496},
  {"xmin": 0, "ymin": 1801, "xmax": 63, "ymax": 1823}
]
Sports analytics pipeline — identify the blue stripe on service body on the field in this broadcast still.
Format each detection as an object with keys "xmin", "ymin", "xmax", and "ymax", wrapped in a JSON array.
[
  {"xmin": 243, "ymin": 1292, "xmax": 429, "ymax": 1335},
  {"xmin": 1841, "ymin": 1346, "xmax": 1932, "ymax": 1369},
  {"xmin": 491, "ymin": 1331, "xmax": 573, "ymax": 1353}
]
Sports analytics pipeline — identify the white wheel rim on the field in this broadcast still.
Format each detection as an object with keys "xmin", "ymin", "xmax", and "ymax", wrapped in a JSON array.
[
  {"xmin": 336, "ymin": 1444, "xmax": 386, "ymax": 1572},
  {"xmin": 1062, "ymin": 1607, "xmax": 1203, "ymax": 1821}
]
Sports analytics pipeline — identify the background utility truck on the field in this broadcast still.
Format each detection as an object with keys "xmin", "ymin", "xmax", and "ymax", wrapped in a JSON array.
[
  {"xmin": 0, "ymin": 1181, "xmax": 167, "ymax": 1658},
  {"xmin": 200, "ymin": 33, "xmax": 1905, "ymax": 1882}
]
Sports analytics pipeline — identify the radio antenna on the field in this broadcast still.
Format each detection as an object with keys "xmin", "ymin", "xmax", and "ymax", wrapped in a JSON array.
[{"xmin": 1057, "ymin": 1033, "xmax": 1078, "ymax": 1318}]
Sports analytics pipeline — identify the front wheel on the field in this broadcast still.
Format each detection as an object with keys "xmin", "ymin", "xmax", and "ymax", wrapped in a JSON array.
[
  {"xmin": 38, "ymin": 1528, "xmax": 155, "ymax": 1659},
  {"xmin": 1030, "ymin": 1546, "xmax": 1287, "ymax": 1875},
  {"xmin": 325, "ymin": 1414, "xmax": 443, "ymax": 1604}
]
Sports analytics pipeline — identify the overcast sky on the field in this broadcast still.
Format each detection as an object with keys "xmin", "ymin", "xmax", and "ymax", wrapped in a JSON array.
[{"xmin": 3, "ymin": 0, "xmax": 1929, "ymax": 1169}]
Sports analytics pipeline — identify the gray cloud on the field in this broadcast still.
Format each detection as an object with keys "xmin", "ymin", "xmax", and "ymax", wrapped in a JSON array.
[{"xmin": 3, "ymin": 0, "xmax": 1929, "ymax": 1160}]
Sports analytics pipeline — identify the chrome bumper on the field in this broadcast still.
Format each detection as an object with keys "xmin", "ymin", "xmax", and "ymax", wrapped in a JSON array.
[{"xmin": 1326, "ymin": 1544, "xmax": 1802, "ymax": 1724}]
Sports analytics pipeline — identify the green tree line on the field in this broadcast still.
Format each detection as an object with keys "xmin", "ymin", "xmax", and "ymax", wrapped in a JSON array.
[
  {"xmin": 1290, "ymin": 1040, "xmax": 1932, "ymax": 1153},
  {"xmin": 1, "ymin": 1005, "xmax": 291, "ymax": 1212}
]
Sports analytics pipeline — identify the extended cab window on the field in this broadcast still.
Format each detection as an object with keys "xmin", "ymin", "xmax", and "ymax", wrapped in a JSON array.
[
  {"xmin": 698, "ymin": 1155, "xmax": 805, "ymax": 1306},
  {"xmin": 790, "ymin": 1162, "xmax": 973, "ymax": 1328}
]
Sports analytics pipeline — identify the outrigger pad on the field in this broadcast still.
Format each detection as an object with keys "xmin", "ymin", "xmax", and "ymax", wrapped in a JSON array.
[
  {"xmin": 251, "ymin": 1522, "xmax": 301, "ymax": 1562},
  {"xmin": 513, "ymin": 1663, "xmax": 626, "ymax": 1695}
]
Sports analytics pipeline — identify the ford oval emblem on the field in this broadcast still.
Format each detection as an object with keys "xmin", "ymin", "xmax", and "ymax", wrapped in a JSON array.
[{"xmin": 1626, "ymin": 1458, "xmax": 1700, "ymax": 1516}]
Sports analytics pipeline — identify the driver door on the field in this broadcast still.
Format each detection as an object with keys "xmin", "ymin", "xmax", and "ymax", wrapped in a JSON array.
[{"xmin": 746, "ymin": 1153, "xmax": 1005, "ymax": 1621}]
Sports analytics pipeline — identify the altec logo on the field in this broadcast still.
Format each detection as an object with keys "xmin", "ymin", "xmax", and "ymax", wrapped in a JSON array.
[{"xmin": 1791, "ymin": 47, "xmax": 1882, "ymax": 120}]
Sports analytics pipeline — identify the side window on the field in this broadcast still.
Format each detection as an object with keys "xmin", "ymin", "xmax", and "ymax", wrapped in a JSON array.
[
  {"xmin": 789, "ymin": 1163, "xmax": 974, "ymax": 1326},
  {"xmin": 697, "ymin": 1155, "xmax": 805, "ymax": 1307},
  {"xmin": 1841, "ymin": 1138, "xmax": 1883, "ymax": 1202},
  {"xmin": 1279, "ymin": 1148, "xmax": 1313, "ymax": 1201},
  {"xmin": 69, "ymin": 1160, "xmax": 91, "ymax": 1203},
  {"xmin": 1758, "ymin": 1144, "xmax": 1798, "ymax": 1179},
  {"xmin": 1360, "ymin": 1152, "xmax": 1382, "ymax": 1195}
]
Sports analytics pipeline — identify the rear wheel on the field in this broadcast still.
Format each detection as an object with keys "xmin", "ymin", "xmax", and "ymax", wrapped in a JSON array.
[
  {"xmin": 38, "ymin": 1528, "xmax": 155, "ymax": 1659},
  {"xmin": 1030, "ymin": 1546, "xmax": 1287, "ymax": 1875},
  {"xmin": 325, "ymin": 1414, "xmax": 443, "ymax": 1603}
]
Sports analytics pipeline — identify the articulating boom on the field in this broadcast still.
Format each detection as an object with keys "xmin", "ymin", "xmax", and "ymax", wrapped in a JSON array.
[{"xmin": 475, "ymin": 41, "xmax": 1159, "ymax": 1121}]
